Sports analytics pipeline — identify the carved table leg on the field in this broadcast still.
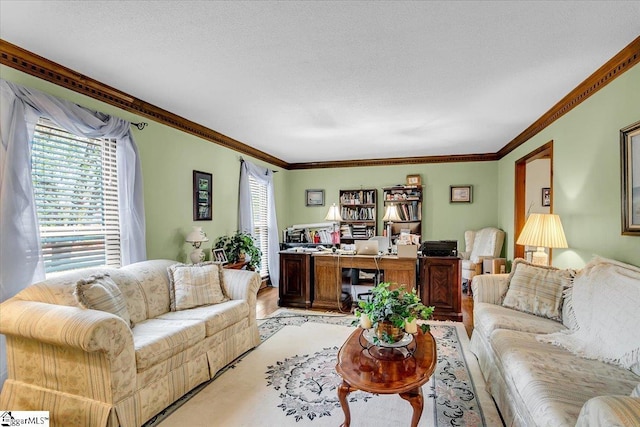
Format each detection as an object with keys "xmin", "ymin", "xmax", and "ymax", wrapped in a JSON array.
[
  {"xmin": 337, "ymin": 380, "xmax": 353, "ymax": 427},
  {"xmin": 399, "ymin": 387, "xmax": 424, "ymax": 427}
]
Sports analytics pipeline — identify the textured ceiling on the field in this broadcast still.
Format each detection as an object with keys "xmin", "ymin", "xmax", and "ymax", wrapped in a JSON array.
[{"xmin": 1, "ymin": 1, "xmax": 639, "ymax": 163}]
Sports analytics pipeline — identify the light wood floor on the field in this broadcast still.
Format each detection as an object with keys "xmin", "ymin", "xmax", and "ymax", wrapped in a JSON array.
[{"xmin": 256, "ymin": 286, "xmax": 475, "ymax": 338}]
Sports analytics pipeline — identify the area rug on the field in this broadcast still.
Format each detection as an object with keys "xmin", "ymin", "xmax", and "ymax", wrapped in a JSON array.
[{"xmin": 145, "ymin": 309, "xmax": 502, "ymax": 426}]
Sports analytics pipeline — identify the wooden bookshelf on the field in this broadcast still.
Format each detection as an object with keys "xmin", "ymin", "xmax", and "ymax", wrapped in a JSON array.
[
  {"xmin": 382, "ymin": 185, "xmax": 423, "ymax": 244},
  {"xmin": 339, "ymin": 189, "xmax": 377, "ymax": 243}
]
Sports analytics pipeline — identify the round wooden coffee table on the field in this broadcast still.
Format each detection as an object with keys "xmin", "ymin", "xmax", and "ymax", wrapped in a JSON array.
[{"xmin": 335, "ymin": 327, "xmax": 437, "ymax": 427}]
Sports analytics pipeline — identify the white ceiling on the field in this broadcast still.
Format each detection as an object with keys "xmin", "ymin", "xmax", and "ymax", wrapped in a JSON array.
[{"xmin": 1, "ymin": 1, "xmax": 639, "ymax": 164}]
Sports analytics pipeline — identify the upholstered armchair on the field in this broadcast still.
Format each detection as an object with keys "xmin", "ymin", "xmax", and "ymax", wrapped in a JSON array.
[{"xmin": 460, "ymin": 227, "xmax": 505, "ymax": 291}]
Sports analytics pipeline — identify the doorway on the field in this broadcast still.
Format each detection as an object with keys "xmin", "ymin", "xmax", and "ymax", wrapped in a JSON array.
[{"xmin": 514, "ymin": 141, "xmax": 553, "ymax": 260}]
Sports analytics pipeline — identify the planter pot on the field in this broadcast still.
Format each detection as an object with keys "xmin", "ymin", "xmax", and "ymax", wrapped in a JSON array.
[
  {"xmin": 375, "ymin": 321, "xmax": 405, "ymax": 343},
  {"xmin": 404, "ymin": 318, "xmax": 418, "ymax": 334},
  {"xmin": 359, "ymin": 314, "xmax": 372, "ymax": 329}
]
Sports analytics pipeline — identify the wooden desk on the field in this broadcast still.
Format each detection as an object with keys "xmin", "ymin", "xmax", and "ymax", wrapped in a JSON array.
[
  {"xmin": 313, "ymin": 253, "xmax": 417, "ymax": 311},
  {"xmin": 278, "ymin": 251, "xmax": 313, "ymax": 308}
]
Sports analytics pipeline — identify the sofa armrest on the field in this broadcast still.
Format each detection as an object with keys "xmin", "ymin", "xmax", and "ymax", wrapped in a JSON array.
[
  {"xmin": 471, "ymin": 274, "xmax": 510, "ymax": 305},
  {"xmin": 0, "ymin": 298, "xmax": 136, "ymax": 401},
  {"xmin": 222, "ymin": 269, "xmax": 261, "ymax": 302},
  {"xmin": 576, "ymin": 396, "xmax": 640, "ymax": 427},
  {"xmin": 1, "ymin": 299, "xmax": 132, "ymax": 357}
]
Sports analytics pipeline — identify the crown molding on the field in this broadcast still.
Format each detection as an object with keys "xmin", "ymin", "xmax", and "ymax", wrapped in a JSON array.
[
  {"xmin": 2, "ymin": 36, "xmax": 638, "ymax": 170},
  {"xmin": 0, "ymin": 39, "xmax": 288, "ymax": 169},
  {"xmin": 288, "ymin": 153, "xmax": 499, "ymax": 170},
  {"xmin": 497, "ymin": 35, "xmax": 640, "ymax": 158}
]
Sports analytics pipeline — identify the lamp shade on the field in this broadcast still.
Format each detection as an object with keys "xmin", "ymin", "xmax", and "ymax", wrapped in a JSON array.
[
  {"xmin": 516, "ymin": 213, "xmax": 568, "ymax": 249},
  {"xmin": 185, "ymin": 226, "xmax": 209, "ymax": 243},
  {"xmin": 382, "ymin": 204, "xmax": 401, "ymax": 222},
  {"xmin": 324, "ymin": 203, "xmax": 343, "ymax": 222}
]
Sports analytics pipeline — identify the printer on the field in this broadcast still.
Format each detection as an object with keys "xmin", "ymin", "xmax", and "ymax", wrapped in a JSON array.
[{"xmin": 419, "ymin": 240, "xmax": 458, "ymax": 257}]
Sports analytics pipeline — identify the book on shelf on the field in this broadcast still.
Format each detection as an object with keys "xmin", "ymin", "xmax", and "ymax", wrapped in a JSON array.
[
  {"xmin": 340, "ymin": 189, "xmax": 376, "ymax": 205},
  {"xmin": 341, "ymin": 206, "xmax": 375, "ymax": 221}
]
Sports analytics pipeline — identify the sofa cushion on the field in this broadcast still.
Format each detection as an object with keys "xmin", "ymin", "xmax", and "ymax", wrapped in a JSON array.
[
  {"xmin": 503, "ymin": 258, "xmax": 572, "ymax": 321},
  {"xmin": 474, "ymin": 302, "xmax": 565, "ymax": 340},
  {"xmin": 121, "ymin": 259, "xmax": 175, "ymax": 320},
  {"xmin": 167, "ymin": 263, "xmax": 228, "ymax": 311},
  {"xmin": 490, "ymin": 329, "xmax": 639, "ymax": 427},
  {"xmin": 74, "ymin": 274, "xmax": 132, "ymax": 328},
  {"xmin": 157, "ymin": 299, "xmax": 249, "ymax": 337},
  {"xmin": 133, "ymin": 318, "xmax": 205, "ymax": 371}
]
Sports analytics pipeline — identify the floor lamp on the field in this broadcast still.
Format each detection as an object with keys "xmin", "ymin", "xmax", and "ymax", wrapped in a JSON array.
[{"xmin": 516, "ymin": 213, "xmax": 568, "ymax": 266}]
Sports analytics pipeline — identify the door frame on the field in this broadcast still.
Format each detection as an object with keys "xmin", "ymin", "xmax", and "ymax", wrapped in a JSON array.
[{"xmin": 514, "ymin": 141, "xmax": 553, "ymax": 259}]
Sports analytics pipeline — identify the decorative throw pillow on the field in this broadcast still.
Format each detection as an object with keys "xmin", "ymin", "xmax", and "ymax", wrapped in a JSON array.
[
  {"xmin": 75, "ymin": 274, "xmax": 133, "ymax": 328},
  {"xmin": 502, "ymin": 258, "xmax": 572, "ymax": 321},
  {"xmin": 167, "ymin": 262, "xmax": 228, "ymax": 311}
]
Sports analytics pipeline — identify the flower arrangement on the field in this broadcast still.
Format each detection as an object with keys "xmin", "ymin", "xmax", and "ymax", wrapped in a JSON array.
[{"xmin": 353, "ymin": 282, "xmax": 434, "ymax": 344}]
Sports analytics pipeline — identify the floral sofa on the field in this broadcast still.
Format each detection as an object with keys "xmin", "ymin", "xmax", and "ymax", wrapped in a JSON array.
[
  {"xmin": 470, "ymin": 257, "xmax": 640, "ymax": 427},
  {"xmin": 0, "ymin": 259, "xmax": 261, "ymax": 426}
]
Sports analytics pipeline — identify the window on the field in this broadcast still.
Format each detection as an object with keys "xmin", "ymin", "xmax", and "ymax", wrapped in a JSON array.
[
  {"xmin": 31, "ymin": 118, "xmax": 120, "ymax": 273},
  {"xmin": 248, "ymin": 175, "xmax": 269, "ymax": 278}
]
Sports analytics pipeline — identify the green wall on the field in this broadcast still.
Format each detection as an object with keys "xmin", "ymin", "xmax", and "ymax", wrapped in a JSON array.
[
  {"xmin": 497, "ymin": 63, "xmax": 640, "ymax": 268},
  {"xmin": 3, "ymin": 60, "xmax": 639, "ymax": 270},
  {"xmin": 0, "ymin": 65, "xmax": 289, "ymax": 263},
  {"xmin": 286, "ymin": 162, "xmax": 499, "ymax": 250}
]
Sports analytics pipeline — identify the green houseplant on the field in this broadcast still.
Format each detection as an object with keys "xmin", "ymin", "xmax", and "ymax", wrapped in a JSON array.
[
  {"xmin": 214, "ymin": 231, "xmax": 262, "ymax": 270},
  {"xmin": 354, "ymin": 282, "xmax": 434, "ymax": 344}
]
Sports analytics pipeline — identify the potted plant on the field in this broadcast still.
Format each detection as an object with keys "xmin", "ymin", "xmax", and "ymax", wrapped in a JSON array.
[
  {"xmin": 354, "ymin": 282, "xmax": 434, "ymax": 344},
  {"xmin": 213, "ymin": 231, "xmax": 262, "ymax": 270}
]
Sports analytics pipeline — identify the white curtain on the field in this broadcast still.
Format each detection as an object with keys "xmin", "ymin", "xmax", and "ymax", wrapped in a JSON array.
[
  {"xmin": 0, "ymin": 79, "xmax": 147, "ymax": 385},
  {"xmin": 238, "ymin": 159, "xmax": 279, "ymax": 287}
]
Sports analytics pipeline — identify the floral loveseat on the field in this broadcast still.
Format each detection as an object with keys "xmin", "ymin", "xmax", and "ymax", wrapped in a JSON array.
[
  {"xmin": 470, "ymin": 257, "xmax": 640, "ymax": 426},
  {"xmin": 0, "ymin": 259, "xmax": 261, "ymax": 426}
]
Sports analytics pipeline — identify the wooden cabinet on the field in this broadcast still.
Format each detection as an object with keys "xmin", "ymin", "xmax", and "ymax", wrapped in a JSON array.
[
  {"xmin": 339, "ymin": 189, "xmax": 377, "ymax": 243},
  {"xmin": 382, "ymin": 186, "xmax": 422, "ymax": 244},
  {"xmin": 279, "ymin": 252, "xmax": 313, "ymax": 308},
  {"xmin": 419, "ymin": 257, "xmax": 462, "ymax": 321},
  {"xmin": 312, "ymin": 254, "xmax": 352, "ymax": 311}
]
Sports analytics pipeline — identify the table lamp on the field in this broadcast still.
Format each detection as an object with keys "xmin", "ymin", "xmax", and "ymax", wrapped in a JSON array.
[
  {"xmin": 382, "ymin": 204, "xmax": 401, "ymax": 245},
  {"xmin": 185, "ymin": 226, "xmax": 209, "ymax": 263},
  {"xmin": 324, "ymin": 203, "xmax": 343, "ymax": 248},
  {"xmin": 516, "ymin": 213, "xmax": 568, "ymax": 266}
]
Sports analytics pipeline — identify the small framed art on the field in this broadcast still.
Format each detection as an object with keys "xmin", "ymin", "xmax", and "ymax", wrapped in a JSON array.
[
  {"xmin": 450, "ymin": 185, "xmax": 473, "ymax": 203},
  {"xmin": 305, "ymin": 189, "xmax": 325, "ymax": 206},
  {"xmin": 406, "ymin": 174, "xmax": 422, "ymax": 186},
  {"xmin": 542, "ymin": 188, "xmax": 551, "ymax": 207},
  {"xmin": 193, "ymin": 170, "xmax": 212, "ymax": 221},
  {"xmin": 212, "ymin": 248, "xmax": 228, "ymax": 264}
]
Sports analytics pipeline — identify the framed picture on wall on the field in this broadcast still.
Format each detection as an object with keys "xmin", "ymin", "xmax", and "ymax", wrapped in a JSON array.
[
  {"xmin": 621, "ymin": 120, "xmax": 640, "ymax": 235},
  {"xmin": 450, "ymin": 185, "xmax": 473, "ymax": 203},
  {"xmin": 193, "ymin": 170, "xmax": 212, "ymax": 221},
  {"xmin": 542, "ymin": 188, "xmax": 551, "ymax": 207},
  {"xmin": 305, "ymin": 189, "xmax": 325, "ymax": 206}
]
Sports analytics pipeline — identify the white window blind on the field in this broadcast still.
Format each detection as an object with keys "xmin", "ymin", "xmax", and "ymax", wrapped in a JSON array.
[
  {"xmin": 248, "ymin": 176, "xmax": 269, "ymax": 278},
  {"xmin": 31, "ymin": 118, "xmax": 121, "ymax": 273}
]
